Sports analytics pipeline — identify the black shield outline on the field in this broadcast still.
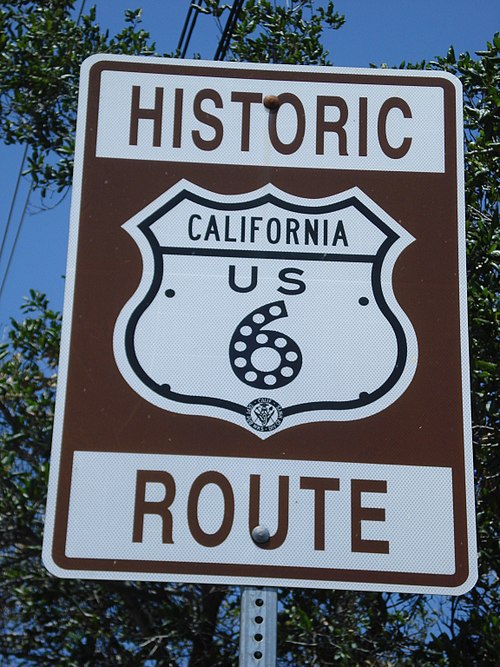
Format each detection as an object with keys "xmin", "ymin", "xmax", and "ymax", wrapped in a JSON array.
[{"xmin": 122, "ymin": 187, "xmax": 410, "ymax": 418}]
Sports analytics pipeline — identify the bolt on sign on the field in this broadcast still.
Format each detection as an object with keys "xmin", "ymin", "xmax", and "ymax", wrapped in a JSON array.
[{"xmin": 43, "ymin": 55, "xmax": 477, "ymax": 594}]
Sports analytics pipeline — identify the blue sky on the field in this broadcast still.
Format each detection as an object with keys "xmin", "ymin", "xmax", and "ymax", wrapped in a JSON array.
[{"xmin": 0, "ymin": 0, "xmax": 498, "ymax": 331}]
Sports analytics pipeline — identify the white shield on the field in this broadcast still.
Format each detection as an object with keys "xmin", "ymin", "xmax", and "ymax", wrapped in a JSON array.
[{"xmin": 114, "ymin": 180, "xmax": 418, "ymax": 438}]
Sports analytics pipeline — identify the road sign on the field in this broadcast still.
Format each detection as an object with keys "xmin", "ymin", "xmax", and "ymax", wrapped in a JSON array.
[{"xmin": 43, "ymin": 55, "xmax": 477, "ymax": 594}]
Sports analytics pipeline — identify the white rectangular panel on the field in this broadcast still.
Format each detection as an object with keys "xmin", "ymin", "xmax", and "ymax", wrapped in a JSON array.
[
  {"xmin": 95, "ymin": 71, "xmax": 445, "ymax": 173},
  {"xmin": 65, "ymin": 452, "xmax": 455, "ymax": 577}
]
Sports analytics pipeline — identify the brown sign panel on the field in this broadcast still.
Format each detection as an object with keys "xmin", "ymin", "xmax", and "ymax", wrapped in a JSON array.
[{"xmin": 43, "ymin": 55, "xmax": 476, "ymax": 594}]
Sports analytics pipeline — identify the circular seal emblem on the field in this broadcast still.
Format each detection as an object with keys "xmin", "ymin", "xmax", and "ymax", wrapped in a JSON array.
[{"xmin": 246, "ymin": 398, "xmax": 283, "ymax": 432}]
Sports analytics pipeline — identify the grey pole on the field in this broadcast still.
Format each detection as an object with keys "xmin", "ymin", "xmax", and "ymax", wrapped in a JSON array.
[{"xmin": 239, "ymin": 586, "xmax": 278, "ymax": 666}]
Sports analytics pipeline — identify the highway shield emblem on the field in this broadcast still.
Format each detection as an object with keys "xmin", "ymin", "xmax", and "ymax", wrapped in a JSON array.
[{"xmin": 114, "ymin": 181, "xmax": 418, "ymax": 438}]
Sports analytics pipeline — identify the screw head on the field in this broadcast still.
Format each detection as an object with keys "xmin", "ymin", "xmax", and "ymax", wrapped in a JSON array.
[
  {"xmin": 263, "ymin": 95, "xmax": 280, "ymax": 111},
  {"xmin": 251, "ymin": 525, "xmax": 270, "ymax": 544}
]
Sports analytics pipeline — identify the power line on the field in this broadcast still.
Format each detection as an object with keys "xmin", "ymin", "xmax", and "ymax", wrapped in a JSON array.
[
  {"xmin": 0, "ymin": 181, "xmax": 33, "ymax": 304},
  {"xmin": 214, "ymin": 0, "xmax": 245, "ymax": 60},
  {"xmin": 0, "ymin": 144, "xmax": 28, "ymax": 270},
  {"xmin": 76, "ymin": 0, "xmax": 87, "ymax": 22},
  {"xmin": 178, "ymin": 0, "xmax": 245, "ymax": 61},
  {"xmin": 177, "ymin": 0, "xmax": 204, "ymax": 58}
]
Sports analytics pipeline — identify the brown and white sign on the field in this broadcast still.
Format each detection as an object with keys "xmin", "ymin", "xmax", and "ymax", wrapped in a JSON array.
[{"xmin": 43, "ymin": 55, "xmax": 477, "ymax": 594}]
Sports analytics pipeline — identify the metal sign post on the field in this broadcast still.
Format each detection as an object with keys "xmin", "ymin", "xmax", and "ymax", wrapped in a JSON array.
[{"xmin": 239, "ymin": 587, "xmax": 277, "ymax": 666}]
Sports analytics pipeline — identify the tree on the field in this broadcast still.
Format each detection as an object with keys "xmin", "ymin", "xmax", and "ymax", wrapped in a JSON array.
[
  {"xmin": 1, "ymin": 1, "xmax": 499, "ymax": 664},
  {"xmin": 207, "ymin": 0, "xmax": 344, "ymax": 64},
  {"xmin": 418, "ymin": 38, "xmax": 500, "ymax": 666},
  {"xmin": 0, "ymin": 0, "xmax": 343, "ymax": 194},
  {"xmin": 0, "ymin": 0, "xmax": 156, "ymax": 195},
  {"xmin": 0, "ymin": 293, "xmax": 237, "ymax": 666}
]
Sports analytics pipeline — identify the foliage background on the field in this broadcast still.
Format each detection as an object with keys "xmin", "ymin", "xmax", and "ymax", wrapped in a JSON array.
[{"xmin": 0, "ymin": 1, "xmax": 498, "ymax": 665}]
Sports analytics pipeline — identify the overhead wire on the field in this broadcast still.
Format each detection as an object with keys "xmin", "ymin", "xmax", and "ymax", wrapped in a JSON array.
[
  {"xmin": 177, "ymin": 0, "xmax": 204, "ymax": 58},
  {"xmin": 214, "ymin": 0, "xmax": 245, "ymax": 61},
  {"xmin": 178, "ymin": 0, "xmax": 245, "ymax": 61},
  {"xmin": 0, "ymin": 144, "xmax": 29, "ymax": 272},
  {"xmin": 0, "ymin": 182, "xmax": 33, "ymax": 304}
]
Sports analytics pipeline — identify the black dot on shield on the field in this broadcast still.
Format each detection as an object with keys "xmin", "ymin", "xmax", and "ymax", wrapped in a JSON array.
[
  {"xmin": 358, "ymin": 297, "xmax": 369, "ymax": 306},
  {"xmin": 165, "ymin": 289, "xmax": 175, "ymax": 298},
  {"xmin": 359, "ymin": 391, "xmax": 369, "ymax": 399}
]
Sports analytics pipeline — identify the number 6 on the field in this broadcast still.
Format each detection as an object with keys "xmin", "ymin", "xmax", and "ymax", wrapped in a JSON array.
[{"xmin": 229, "ymin": 301, "xmax": 302, "ymax": 389}]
